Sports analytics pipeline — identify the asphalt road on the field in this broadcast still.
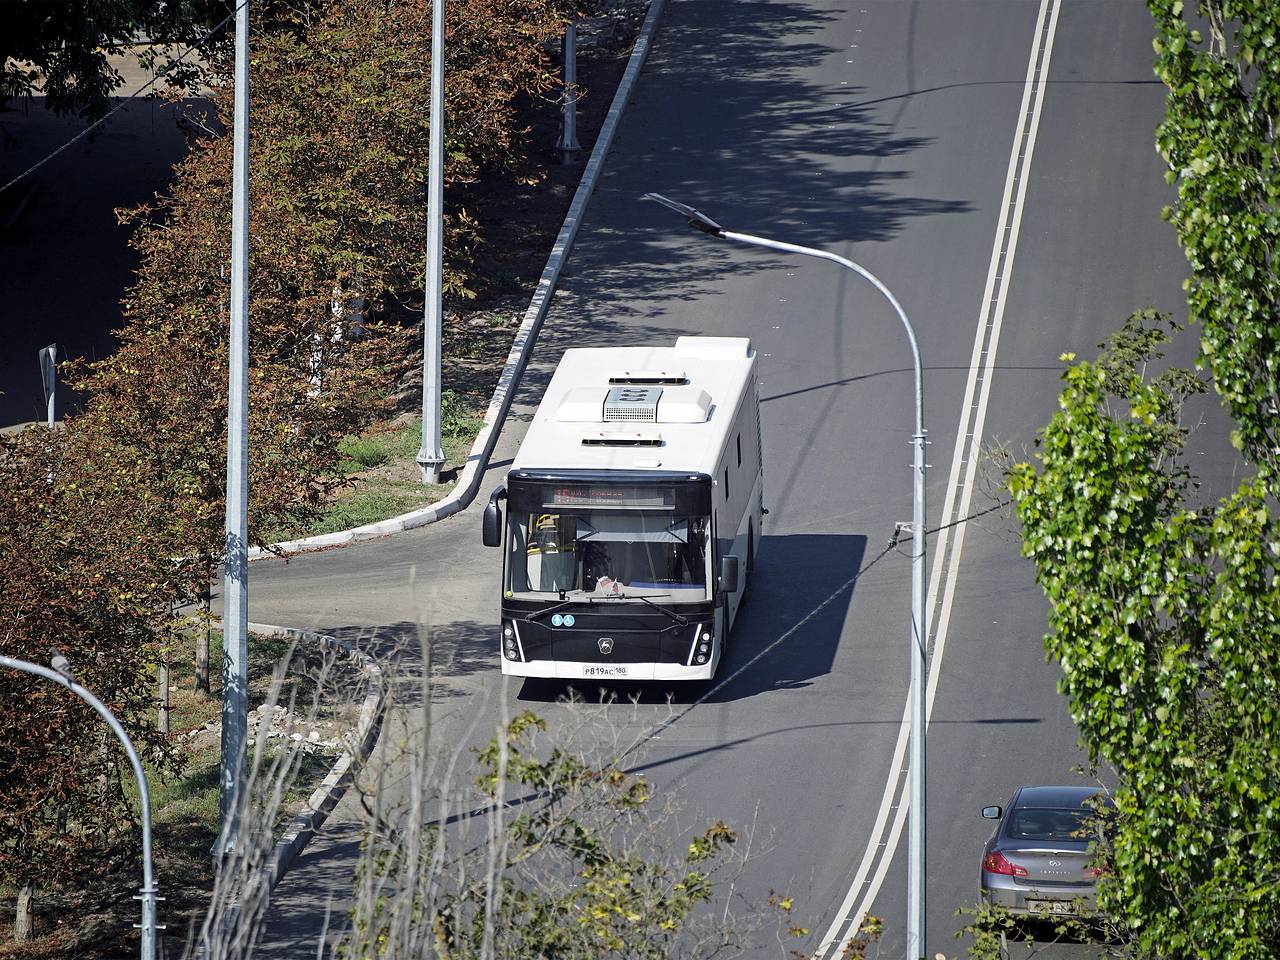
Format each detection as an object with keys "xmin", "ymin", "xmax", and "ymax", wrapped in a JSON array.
[{"xmin": 237, "ymin": 2, "xmax": 1235, "ymax": 958}]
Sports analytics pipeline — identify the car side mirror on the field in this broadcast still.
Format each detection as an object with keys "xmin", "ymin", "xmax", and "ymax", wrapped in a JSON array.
[
  {"xmin": 719, "ymin": 555, "xmax": 740, "ymax": 594},
  {"xmin": 981, "ymin": 805, "xmax": 1003, "ymax": 820},
  {"xmin": 482, "ymin": 486, "xmax": 506, "ymax": 548}
]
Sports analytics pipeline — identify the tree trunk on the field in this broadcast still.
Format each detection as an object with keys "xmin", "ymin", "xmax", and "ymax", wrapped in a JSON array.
[
  {"xmin": 158, "ymin": 655, "xmax": 170, "ymax": 733},
  {"xmin": 14, "ymin": 885, "xmax": 33, "ymax": 942},
  {"xmin": 196, "ymin": 577, "xmax": 211, "ymax": 696}
]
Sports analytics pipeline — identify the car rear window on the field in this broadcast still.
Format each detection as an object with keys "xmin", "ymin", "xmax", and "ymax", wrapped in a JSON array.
[{"xmin": 1008, "ymin": 808, "xmax": 1092, "ymax": 841}]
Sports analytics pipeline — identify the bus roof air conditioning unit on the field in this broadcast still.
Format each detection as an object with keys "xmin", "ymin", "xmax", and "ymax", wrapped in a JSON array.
[{"xmin": 604, "ymin": 386, "xmax": 662, "ymax": 422}]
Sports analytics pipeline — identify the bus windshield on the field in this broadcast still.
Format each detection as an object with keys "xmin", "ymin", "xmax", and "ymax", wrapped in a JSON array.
[{"xmin": 506, "ymin": 510, "xmax": 709, "ymax": 602}]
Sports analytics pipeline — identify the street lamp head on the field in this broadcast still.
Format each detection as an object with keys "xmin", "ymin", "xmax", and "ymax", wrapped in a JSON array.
[{"xmin": 642, "ymin": 192, "xmax": 724, "ymax": 237}]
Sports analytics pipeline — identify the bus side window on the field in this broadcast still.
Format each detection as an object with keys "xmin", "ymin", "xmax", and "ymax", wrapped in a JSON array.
[
  {"xmin": 723, "ymin": 467, "xmax": 729, "ymax": 501},
  {"xmin": 737, "ymin": 433, "xmax": 742, "ymax": 468}
]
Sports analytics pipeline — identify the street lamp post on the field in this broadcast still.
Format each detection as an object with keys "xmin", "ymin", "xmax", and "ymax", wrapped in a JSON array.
[
  {"xmin": 644, "ymin": 193, "xmax": 929, "ymax": 959},
  {"xmin": 217, "ymin": 0, "xmax": 251, "ymax": 864},
  {"xmin": 556, "ymin": 22, "xmax": 582, "ymax": 163},
  {"xmin": 0, "ymin": 656, "xmax": 159, "ymax": 960},
  {"xmin": 416, "ymin": 0, "xmax": 447, "ymax": 484}
]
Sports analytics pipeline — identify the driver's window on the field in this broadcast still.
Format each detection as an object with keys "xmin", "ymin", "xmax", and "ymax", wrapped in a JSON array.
[{"xmin": 526, "ymin": 514, "xmax": 576, "ymax": 592}]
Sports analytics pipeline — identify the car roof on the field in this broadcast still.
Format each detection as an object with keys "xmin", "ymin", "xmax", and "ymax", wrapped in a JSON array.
[{"xmin": 1013, "ymin": 785, "xmax": 1107, "ymax": 809}]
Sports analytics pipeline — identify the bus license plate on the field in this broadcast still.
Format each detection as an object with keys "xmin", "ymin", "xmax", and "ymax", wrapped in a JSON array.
[{"xmin": 582, "ymin": 665, "xmax": 629, "ymax": 678}]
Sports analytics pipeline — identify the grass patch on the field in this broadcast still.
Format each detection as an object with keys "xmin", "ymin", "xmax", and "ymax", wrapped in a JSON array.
[{"xmin": 271, "ymin": 398, "xmax": 486, "ymax": 543}]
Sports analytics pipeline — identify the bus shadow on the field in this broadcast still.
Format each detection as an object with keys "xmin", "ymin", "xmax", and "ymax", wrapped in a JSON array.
[{"xmin": 518, "ymin": 532, "xmax": 866, "ymax": 705}]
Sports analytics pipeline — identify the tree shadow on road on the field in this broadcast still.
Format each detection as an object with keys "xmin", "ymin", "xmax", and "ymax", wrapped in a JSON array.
[{"xmin": 312, "ymin": 619, "xmax": 497, "ymax": 704}]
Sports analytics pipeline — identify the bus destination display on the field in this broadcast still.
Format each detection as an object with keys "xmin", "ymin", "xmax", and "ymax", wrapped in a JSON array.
[{"xmin": 544, "ymin": 485, "xmax": 674, "ymax": 509}]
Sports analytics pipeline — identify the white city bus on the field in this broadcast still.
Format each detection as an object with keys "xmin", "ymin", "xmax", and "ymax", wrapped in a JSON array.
[{"xmin": 482, "ymin": 336, "xmax": 763, "ymax": 680}]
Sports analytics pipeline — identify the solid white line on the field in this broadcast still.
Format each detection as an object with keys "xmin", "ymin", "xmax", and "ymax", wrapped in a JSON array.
[{"xmin": 814, "ymin": 0, "xmax": 1062, "ymax": 954}]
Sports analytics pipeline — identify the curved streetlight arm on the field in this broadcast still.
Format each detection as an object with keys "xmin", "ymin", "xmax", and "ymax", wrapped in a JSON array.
[
  {"xmin": 0, "ymin": 656, "xmax": 158, "ymax": 960},
  {"xmin": 642, "ymin": 191, "xmax": 930, "ymax": 958},
  {"xmin": 718, "ymin": 230, "xmax": 924, "ymax": 439}
]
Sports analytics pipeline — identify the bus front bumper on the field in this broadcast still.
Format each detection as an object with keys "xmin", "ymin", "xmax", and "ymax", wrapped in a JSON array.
[{"xmin": 500, "ymin": 658, "xmax": 717, "ymax": 681}]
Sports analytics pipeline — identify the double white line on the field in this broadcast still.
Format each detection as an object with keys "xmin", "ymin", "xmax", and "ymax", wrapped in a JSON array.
[{"xmin": 815, "ymin": 0, "xmax": 1063, "ymax": 954}]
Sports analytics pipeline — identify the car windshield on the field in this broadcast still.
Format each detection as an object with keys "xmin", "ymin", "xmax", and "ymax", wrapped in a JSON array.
[
  {"xmin": 505, "ymin": 510, "xmax": 709, "ymax": 601},
  {"xmin": 1008, "ymin": 808, "xmax": 1094, "ymax": 842}
]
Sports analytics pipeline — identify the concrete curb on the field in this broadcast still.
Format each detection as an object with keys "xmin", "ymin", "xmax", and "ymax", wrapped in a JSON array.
[
  {"xmin": 245, "ymin": 622, "xmax": 386, "ymax": 892},
  {"xmin": 250, "ymin": 0, "xmax": 669, "ymax": 560},
  {"xmin": 198, "ymin": 623, "xmax": 385, "ymax": 955}
]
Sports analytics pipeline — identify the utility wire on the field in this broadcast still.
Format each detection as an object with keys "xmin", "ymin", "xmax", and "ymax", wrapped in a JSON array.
[
  {"xmin": 430, "ymin": 494, "xmax": 1022, "ymax": 832},
  {"xmin": 0, "ymin": 0, "xmax": 245, "ymax": 197}
]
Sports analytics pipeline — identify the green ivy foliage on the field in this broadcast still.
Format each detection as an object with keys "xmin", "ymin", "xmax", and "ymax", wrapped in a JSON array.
[
  {"xmin": 1150, "ymin": 0, "xmax": 1280, "ymax": 479},
  {"xmin": 1009, "ymin": 313, "xmax": 1280, "ymax": 956}
]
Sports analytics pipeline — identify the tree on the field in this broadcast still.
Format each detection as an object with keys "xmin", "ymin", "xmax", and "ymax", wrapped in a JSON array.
[
  {"xmin": 0, "ymin": 424, "xmax": 193, "ymax": 941},
  {"xmin": 1150, "ymin": 0, "xmax": 1280, "ymax": 484},
  {"xmin": 341, "ymin": 712, "xmax": 774, "ymax": 959},
  {"xmin": 1007, "ymin": 313, "xmax": 1280, "ymax": 956},
  {"xmin": 70, "ymin": 0, "xmax": 577, "ymax": 563},
  {"xmin": 1002, "ymin": 2, "xmax": 1280, "ymax": 952},
  {"xmin": 0, "ymin": 0, "xmax": 228, "ymax": 121}
]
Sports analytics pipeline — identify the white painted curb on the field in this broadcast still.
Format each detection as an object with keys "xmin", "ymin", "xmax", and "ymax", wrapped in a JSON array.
[
  {"xmin": 247, "ymin": 623, "xmax": 386, "ymax": 891},
  {"xmin": 251, "ymin": 0, "xmax": 669, "ymax": 560},
  {"xmin": 199, "ymin": 622, "xmax": 386, "ymax": 954}
]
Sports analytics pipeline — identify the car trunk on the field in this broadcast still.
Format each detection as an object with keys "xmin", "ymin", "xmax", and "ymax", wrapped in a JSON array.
[{"xmin": 1005, "ymin": 847, "xmax": 1094, "ymax": 885}]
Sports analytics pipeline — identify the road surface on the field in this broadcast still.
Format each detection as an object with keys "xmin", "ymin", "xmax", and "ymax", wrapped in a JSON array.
[{"xmin": 235, "ymin": 2, "xmax": 1235, "ymax": 957}]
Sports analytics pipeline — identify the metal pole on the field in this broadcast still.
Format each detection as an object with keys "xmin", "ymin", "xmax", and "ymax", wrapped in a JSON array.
[
  {"xmin": 39, "ymin": 343, "xmax": 57, "ymax": 427},
  {"xmin": 721, "ymin": 231, "xmax": 929, "ymax": 959},
  {"xmin": 416, "ymin": 0, "xmax": 447, "ymax": 484},
  {"xmin": 909, "ymin": 410, "xmax": 927, "ymax": 960},
  {"xmin": 644, "ymin": 193, "xmax": 929, "ymax": 954},
  {"xmin": 217, "ymin": 0, "xmax": 250, "ymax": 862},
  {"xmin": 557, "ymin": 22, "xmax": 581, "ymax": 162},
  {"xmin": 0, "ymin": 656, "xmax": 159, "ymax": 960}
]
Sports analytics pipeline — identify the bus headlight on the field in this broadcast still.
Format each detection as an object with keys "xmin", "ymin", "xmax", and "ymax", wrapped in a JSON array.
[
  {"xmin": 502, "ymin": 623, "xmax": 521, "ymax": 661},
  {"xmin": 687, "ymin": 623, "xmax": 710, "ymax": 666}
]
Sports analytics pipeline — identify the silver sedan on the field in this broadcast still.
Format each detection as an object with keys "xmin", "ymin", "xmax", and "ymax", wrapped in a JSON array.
[{"xmin": 979, "ymin": 785, "xmax": 1110, "ymax": 918}]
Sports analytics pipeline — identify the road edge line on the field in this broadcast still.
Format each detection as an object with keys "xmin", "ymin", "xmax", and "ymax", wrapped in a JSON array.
[
  {"xmin": 250, "ymin": 0, "xmax": 670, "ymax": 559},
  {"xmin": 813, "ymin": 0, "xmax": 1062, "ymax": 953}
]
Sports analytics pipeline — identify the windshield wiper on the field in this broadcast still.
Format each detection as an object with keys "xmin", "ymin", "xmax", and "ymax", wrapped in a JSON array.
[
  {"xmin": 619, "ymin": 593, "xmax": 689, "ymax": 627},
  {"xmin": 528, "ymin": 593, "xmax": 690, "ymax": 627}
]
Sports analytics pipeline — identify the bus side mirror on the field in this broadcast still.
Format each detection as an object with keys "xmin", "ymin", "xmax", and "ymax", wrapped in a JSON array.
[
  {"xmin": 482, "ymin": 485, "xmax": 506, "ymax": 547},
  {"xmin": 482, "ymin": 504, "xmax": 502, "ymax": 547},
  {"xmin": 719, "ymin": 555, "xmax": 740, "ymax": 594}
]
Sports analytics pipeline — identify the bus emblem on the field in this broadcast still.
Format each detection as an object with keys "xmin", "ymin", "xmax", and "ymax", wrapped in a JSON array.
[{"xmin": 598, "ymin": 638, "xmax": 614, "ymax": 655}]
